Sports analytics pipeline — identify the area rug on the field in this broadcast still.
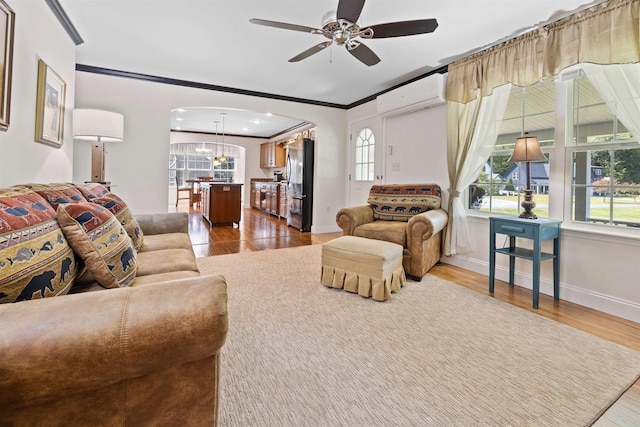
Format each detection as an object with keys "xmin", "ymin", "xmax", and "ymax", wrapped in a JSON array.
[{"xmin": 197, "ymin": 245, "xmax": 640, "ymax": 427}]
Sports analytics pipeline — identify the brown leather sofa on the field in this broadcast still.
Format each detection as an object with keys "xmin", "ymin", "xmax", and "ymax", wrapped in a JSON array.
[
  {"xmin": 0, "ymin": 183, "xmax": 228, "ymax": 426},
  {"xmin": 336, "ymin": 184, "xmax": 448, "ymax": 280}
]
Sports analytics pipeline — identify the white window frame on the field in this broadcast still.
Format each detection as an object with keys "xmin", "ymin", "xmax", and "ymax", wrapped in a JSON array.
[
  {"xmin": 354, "ymin": 127, "xmax": 375, "ymax": 182},
  {"xmin": 466, "ymin": 69, "xmax": 640, "ymax": 239}
]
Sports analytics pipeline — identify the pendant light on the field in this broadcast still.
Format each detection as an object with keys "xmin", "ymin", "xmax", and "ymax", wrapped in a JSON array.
[
  {"xmin": 219, "ymin": 113, "xmax": 227, "ymax": 163},
  {"xmin": 213, "ymin": 121, "xmax": 221, "ymax": 165}
]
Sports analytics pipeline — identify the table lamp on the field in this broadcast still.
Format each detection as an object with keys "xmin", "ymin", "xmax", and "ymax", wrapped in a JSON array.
[
  {"xmin": 73, "ymin": 109, "xmax": 124, "ymax": 183},
  {"xmin": 508, "ymin": 132, "xmax": 546, "ymax": 219}
]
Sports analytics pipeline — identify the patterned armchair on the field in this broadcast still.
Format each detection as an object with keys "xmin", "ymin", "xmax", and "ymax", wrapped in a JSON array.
[{"xmin": 336, "ymin": 184, "xmax": 448, "ymax": 280}]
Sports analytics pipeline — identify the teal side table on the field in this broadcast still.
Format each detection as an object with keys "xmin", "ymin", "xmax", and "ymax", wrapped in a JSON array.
[{"xmin": 489, "ymin": 216, "xmax": 562, "ymax": 309}]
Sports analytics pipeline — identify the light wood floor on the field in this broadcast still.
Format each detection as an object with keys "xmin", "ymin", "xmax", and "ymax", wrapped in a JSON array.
[{"xmin": 181, "ymin": 204, "xmax": 640, "ymax": 425}]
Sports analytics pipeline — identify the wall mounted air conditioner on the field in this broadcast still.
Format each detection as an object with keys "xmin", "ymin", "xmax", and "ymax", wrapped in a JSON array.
[{"xmin": 376, "ymin": 73, "xmax": 446, "ymax": 117}]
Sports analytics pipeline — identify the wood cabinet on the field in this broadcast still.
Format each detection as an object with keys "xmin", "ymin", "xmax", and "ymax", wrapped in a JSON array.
[
  {"xmin": 260, "ymin": 142, "xmax": 285, "ymax": 168},
  {"xmin": 279, "ymin": 182, "xmax": 287, "ymax": 218},
  {"xmin": 251, "ymin": 182, "xmax": 261, "ymax": 209},
  {"xmin": 201, "ymin": 183, "xmax": 242, "ymax": 226},
  {"xmin": 266, "ymin": 185, "xmax": 278, "ymax": 215},
  {"xmin": 250, "ymin": 181, "xmax": 287, "ymax": 218}
]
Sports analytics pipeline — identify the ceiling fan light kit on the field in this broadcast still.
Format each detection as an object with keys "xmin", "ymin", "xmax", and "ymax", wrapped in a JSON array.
[{"xmin": 250, "ymin": 0, "xmax": 438, "ymax": 66}]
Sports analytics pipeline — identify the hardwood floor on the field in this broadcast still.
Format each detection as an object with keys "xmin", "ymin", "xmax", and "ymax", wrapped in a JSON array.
[{"xmin": 181, "ymin": 204, "xmax": 640, "ymax": 425}]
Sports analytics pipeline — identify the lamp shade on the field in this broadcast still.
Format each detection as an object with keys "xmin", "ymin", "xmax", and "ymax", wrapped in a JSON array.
[
  {"xmin": 73, "ymin": 109, "xmax": 124, "ymax": 142},
  {"xmin": 508, "ymin": 132, "xmax": 546, "ymax": 163}
]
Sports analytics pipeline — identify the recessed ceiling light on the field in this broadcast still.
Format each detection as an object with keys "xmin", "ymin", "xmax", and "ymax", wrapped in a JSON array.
[
  {"xmin": 176, "ymin": 126, "xmax": 181, "ymax": 130},
  {"xmin": 266, "ymin": 112, "xmax": 272, "ymax": 116},
  {"xmin": 176, "ymin": 117, "xmax": 184, "ymax": 121},
  {"xmin": 243, "ymin": 127, "xmax": 249, "ymax": 131},
  {"xmin": 176, "ymin": 108, "xmax": 186, "ymax": 113}
]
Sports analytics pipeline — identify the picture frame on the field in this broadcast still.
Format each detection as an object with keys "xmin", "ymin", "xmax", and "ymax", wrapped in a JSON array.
[
  {"xmin": 35, "ymin": 59, "xmax": 66, "ymax": 147},
  {"xmin": 0, "ymin": 0, "xmax": 15, "ymax": 132}
]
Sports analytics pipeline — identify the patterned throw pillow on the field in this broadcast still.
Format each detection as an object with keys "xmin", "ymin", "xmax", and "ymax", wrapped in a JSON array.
[
  {"xmin": 75, "ymin": 182, "xmax": 110, "ymax": 200},
  {"xmin": 90, "ymin": 194, "xmax": 144, "ymax": 251},
  {"xmin": 368, "ymin": 184, "xmax": 442, "ymax": 221},
  {"xmin": 57, "ymin": 202, "xmax": 137, "ymax": 289},
  {"xmin": 0, "ymin": 187, "xmax": 77, "ymax": 303},
  {"xmin": 28, "ymin": 183, "xmax": 89, "ymax": 211}
]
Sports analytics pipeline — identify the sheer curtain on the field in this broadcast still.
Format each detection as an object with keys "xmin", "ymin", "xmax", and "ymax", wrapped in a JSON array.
[
  {"xmin": 444, "ymin": 84, "xmax": 511, "ymax": 255},
  {"xmin": 581, "ymin": 63, "xmax": 640, "ymax": 142}
]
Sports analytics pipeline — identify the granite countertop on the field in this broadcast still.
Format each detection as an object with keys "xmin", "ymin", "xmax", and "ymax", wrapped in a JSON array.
[{"xmin": 251, "ymin": 178, "xmax": 287, "ymax": 183}]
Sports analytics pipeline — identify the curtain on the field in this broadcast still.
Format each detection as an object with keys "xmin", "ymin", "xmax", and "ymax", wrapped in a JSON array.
[
  {"xmin": 170, "ymin": 142, "xmax": 241, "ymax": 158},
  {"xmin": 444, "ymin": 84, "xmax": 512, "ymax": 255},
  {"xmin": 442, "ymin": 0, "xmax": 640, "ymax": 256},
  {"xmin": 446, "ymin": 0, "xmax": 640, "ymax": 104},
  {"xmin": 581, "ymin": 63, "xmax": 640, "ymax": 143}
]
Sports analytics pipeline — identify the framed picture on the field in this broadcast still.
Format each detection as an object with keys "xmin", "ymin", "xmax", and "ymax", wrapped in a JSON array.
[
  {"xmin": 0, "ymin": 0, "xmax": 15, "ymax": 132},
  {"xmin": 35, "ymin": 59, "xmax": 66, "ymax": 147}
]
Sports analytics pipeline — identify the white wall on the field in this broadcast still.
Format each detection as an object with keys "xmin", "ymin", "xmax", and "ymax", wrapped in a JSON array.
[
  {"xmin": 383, "ymin": 106, "xmax": 449, "ymax": 206},
  {"xmin": 0, "ymin": 0, "xmax": 76, "ymax": 186},
  {"xmin": 347, "ymin": 87, "xmax": 640, "ymax": 323},
  {"xmin": 73, "ymin": 71, "xmax": 347, "ymax": 234}
]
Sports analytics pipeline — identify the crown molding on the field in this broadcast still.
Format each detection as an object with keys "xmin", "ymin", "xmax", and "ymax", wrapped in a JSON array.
[
  {"xmin": 76, "ymin": 64, "xmax": 348, "ymax": 110},
  {"xmin": 45, "ymin": 0, "xmax": 83, "ymax": 45}
]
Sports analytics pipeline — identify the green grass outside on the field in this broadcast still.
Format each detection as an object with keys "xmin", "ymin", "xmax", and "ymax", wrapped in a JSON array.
[{"xmin": 479, "ymin": 195, "xmax": 640, "ymax": 222}]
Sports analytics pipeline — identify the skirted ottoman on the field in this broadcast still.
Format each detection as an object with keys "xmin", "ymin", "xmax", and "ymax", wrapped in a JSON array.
[{"xmin": 321, "ymin": 236, "xmax": 406, "ymax": 301}]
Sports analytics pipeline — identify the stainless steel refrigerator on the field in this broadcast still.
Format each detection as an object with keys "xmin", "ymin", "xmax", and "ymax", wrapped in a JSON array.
[{"xmin": 286, "ymin": 138, "xmax": 314, "ymax": 232}]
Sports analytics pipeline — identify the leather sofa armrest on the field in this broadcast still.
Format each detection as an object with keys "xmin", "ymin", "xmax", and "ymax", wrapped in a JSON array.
[
  {"xmin": 406, "ymin": 208, "xmax": 449, "ymax": 246},
  {"xmin": 135, "ymin": 212, "xmax": 189, "ymax": 235},
  {"xmin": 336, "ymin": 205, "xmax": 375, "ymax": 235},
  {"xmin": 0, "ymin": 275, "xmax": 228, "ymax": 409}
]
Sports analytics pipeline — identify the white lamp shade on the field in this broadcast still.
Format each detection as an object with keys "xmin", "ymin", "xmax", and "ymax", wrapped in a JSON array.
[{"xmin": 73, "ymin": 109, "xmax": 124, "ymax": 142}]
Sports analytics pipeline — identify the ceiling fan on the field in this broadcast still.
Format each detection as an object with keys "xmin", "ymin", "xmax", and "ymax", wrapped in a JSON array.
[{"xmin": 250, "ymin": 0, "xmax": 438, "ymax": 66}]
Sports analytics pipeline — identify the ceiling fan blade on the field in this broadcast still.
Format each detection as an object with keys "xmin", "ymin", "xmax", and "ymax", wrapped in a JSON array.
[
  {"xmin": 250, "ymin": 18, "xmax": 321, "ymax": 34},
  {"xmin": 347, "ymin": 41, "xmax": 380, "ymax": 66},
  {"xmin": 368, "ymin": 19, "xmax": 438, "ymax": 38},
  {"xmin": 289, "ymin": 41, "xmax": 333, "ymax": 62},
  {"xmin": 336, "ymin": 0, "xmax": 366, "ymax": 23}
]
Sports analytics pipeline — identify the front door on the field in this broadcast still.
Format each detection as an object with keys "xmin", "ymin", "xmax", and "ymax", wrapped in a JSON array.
[{"xmin": 348, "ymin": 117, "xmax": 383, "ymax": 207}]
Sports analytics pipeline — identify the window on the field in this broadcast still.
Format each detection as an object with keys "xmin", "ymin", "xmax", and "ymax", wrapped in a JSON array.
[
  {"xmin": 354, "ymin": 127, "xmax": 375, "ymax": 181},
  {"xmin": 467, "ymin": 67, "xmax": 640, "ymax": 231},
  {"xmin": 570, "ymin": 76, "xmax": 640, "ymax": 228},
  {"xmin": 169, "ymin": 142, "xmax": 237, "ymax": 186},
  {"xmin": 213, "ymin": 157, "xmax": 235, "ymax": 182},
  {"xmin": 470, "ymin": 81, "xmax": 554, "ymax": 217}
]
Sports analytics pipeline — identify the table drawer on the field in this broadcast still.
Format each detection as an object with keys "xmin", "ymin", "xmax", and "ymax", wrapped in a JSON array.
[{"xmin": 493, "ymin": 220, "xmax": 535, "ymax": 238}]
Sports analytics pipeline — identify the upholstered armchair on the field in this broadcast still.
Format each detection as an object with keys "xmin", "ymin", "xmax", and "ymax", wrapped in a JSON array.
[{"xmin": 336, "ymin": 184, "xmax": 448, "ymax": 280}]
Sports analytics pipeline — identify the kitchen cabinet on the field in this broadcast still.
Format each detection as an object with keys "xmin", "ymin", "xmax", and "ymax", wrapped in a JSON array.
[
  {"xmin": 251, "ymin": 182, "xmax": 261, "ymax": 208},
  {"xmin": 266, "ymin": 185, "xmax": 278, "ymax": 215},
  {"xmin": 260, "ymin": 142, "xmax": 285, "ymax": 168},
  {"xmin": 201, "ymin": 183, "xmax": 243, "ymax": 226},
  {"xmin": 250, "ymin": 181, "xmax": 287, "ymax": 218},
  {"xmin": 279, "ymin": 182, "xmax": 287, "ymax": 219}
]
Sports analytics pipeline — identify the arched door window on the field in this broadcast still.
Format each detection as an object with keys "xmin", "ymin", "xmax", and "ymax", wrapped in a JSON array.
[{"xmin": 354, "ymin": 127, "xmax": 375, "ymax": 181}]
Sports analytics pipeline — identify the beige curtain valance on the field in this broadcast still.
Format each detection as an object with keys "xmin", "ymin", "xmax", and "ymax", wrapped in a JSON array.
[{"xmin": 446, "ymin": 0, "xmax": 640, "ymax": 103}]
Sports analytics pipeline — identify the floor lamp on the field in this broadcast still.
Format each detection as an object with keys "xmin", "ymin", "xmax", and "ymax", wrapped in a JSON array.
[
  {"xmin": 73, "ymin": 109, "xmax": 124, "ymax": 183},
  {"xmin": 508, "ymin": 132, "xmax": 546, "ymax": 219}
]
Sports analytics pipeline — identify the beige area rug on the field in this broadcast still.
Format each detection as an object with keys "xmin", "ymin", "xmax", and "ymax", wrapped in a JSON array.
[{"xmin": 197, "ymin": 245, "xmax": 640, "ymax": 427}]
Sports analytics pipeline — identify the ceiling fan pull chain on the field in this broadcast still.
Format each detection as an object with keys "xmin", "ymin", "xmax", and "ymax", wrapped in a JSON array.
[{"xmin": 329, "ymin": 44, "xmax": 333, "ymax": 63}]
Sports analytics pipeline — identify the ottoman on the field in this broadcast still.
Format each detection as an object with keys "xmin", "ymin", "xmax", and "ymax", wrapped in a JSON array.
[{"xmin": 321, "ymin": 236, "xmax": 406, "ymax": 301}]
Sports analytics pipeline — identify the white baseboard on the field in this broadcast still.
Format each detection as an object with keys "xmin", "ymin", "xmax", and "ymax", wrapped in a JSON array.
[
  {"xmin": 312, "ymin": 224, "xmax": 342, "ymax": 234},
  {"xmin": 440, "ymin": 255, "xmax": 640, "ymax": 323}
]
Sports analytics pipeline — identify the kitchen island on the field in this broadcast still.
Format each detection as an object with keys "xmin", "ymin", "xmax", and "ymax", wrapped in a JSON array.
[{"xmin": 201, "ymin": 182, "xmax": 243, "ymax": 226}]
